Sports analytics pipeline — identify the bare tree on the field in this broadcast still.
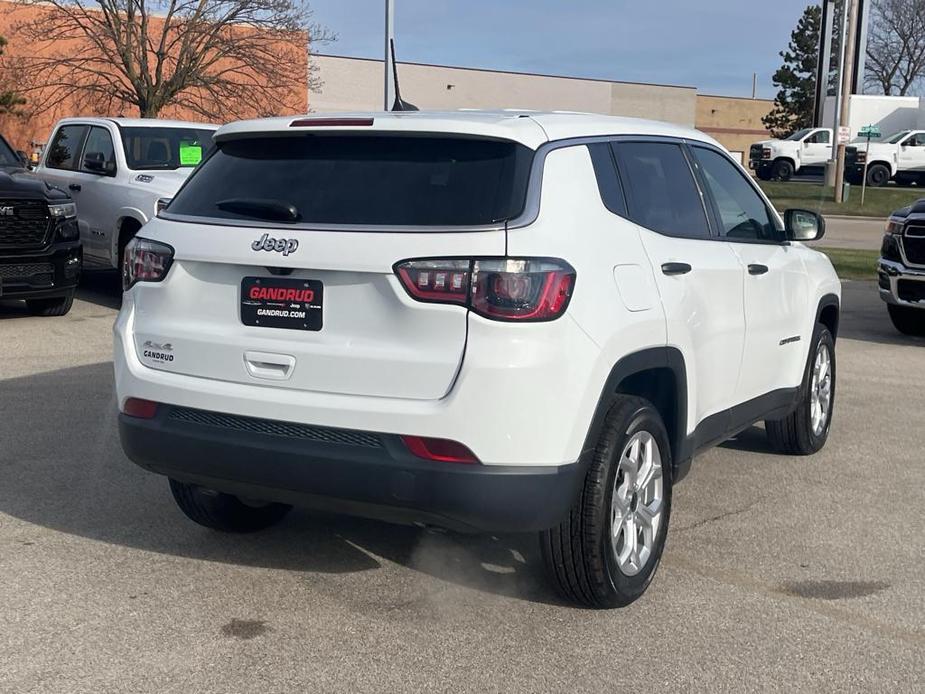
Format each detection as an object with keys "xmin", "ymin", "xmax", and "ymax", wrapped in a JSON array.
[
  {"xmin": 866, "ymin": 0, "xmax": 925, "ymax": 95},
  {"xmin": 8, "ymin": 0, "xmax": 333, "ymax": 120}
]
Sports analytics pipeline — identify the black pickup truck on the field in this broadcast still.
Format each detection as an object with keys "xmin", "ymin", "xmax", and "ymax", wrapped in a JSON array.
[{"xmin": 0, "ymin": 133, "xmax": 81, "ymax": 315}]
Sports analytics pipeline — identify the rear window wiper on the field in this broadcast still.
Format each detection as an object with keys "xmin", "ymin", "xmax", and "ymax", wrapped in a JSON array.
[{"xmin": 216, "ymin": 198, "xmax": 300, "ymax": 222}]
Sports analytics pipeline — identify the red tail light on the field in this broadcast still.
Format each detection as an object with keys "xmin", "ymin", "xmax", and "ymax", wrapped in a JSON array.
[
  {"xmin": 121, "ymin": 398, "xmax": 159, "ymax": 419},
  {"xmin": 123, "ymin": 238, "xmax": 174, "ymax": 290},
  {"xmin": 394, "ymin": 258, "xmax": 575, "ymax": 321},
  {"xmin": 401, "ymin": 435, "xmax": 480, "ymax": 464}
]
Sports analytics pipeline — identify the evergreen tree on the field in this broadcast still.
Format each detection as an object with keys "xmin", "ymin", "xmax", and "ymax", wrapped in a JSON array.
[{"xmin": 764, "ymin": 5, "xmax": 824, "ymax": 138}]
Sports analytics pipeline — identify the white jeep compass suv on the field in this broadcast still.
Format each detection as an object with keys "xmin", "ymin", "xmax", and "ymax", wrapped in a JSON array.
[{"xmin": 114, "ymin": 111, "xmax": 841, "ymax": 607}]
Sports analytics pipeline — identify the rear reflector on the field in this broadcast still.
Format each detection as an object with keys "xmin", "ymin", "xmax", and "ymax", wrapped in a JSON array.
[
  {"xmin": 289, "ymin": 118, "xmax": 375, "ymax": 128},
  {"xmin": 122, "ymin": 398, "xmax": 159, "ymax": 419},
  {"xmin": 394, "ymin": 257, "xmax": 575, "ymax": 321},
  {"xmin": 401, "ymin": 435, "xmax": 480, "ymax": 464}
]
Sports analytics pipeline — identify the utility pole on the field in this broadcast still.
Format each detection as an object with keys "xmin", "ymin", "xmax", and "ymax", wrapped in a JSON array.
[
  {"xmin": 835, "ymin": 0, "xmax": 860, "ymax": 203},
  {"xmin": 384, "ymin": 0, "xmax": 395, "ymax": 111}
]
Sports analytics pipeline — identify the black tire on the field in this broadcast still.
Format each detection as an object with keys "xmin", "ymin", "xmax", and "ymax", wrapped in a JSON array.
[
  {"xmin": 540, "ymin": 396, "xmax": 672, "ymax": 608},
  {"xmin": 887, "ymin": 304, "xmax": 925, "ymax": 336},
  {"xmin": 866, "ymin": 163, "xmax": 890, "ymax": 187},
  {"xmin": 169, "ymin": 478, "xmax": 292, "ymax": 533},
  {"xmin": 772, "ymin": 159, "xmax": 794, "ymax": 181},
  {"xmin": 766, "ymin": 326, "xmax": 835, "ymax": 455},
  {"xmin": 25, "ymin": 292, "xmax": 74, "ymax": 317}
]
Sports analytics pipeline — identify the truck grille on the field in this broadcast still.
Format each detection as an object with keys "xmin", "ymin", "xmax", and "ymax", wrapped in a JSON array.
[
  {"xmin": 845, "ymin": 147, "xmax": 858, "ymax": 166},
  {"xmin": 749, "ymin": 144, "xmax": 765, "ymax": 161},
  {"xmin": 0, "ymin": 262, "xmax": 54, "ymax": 286},
  {"xmin": 902, "ymin": 225, "xmax": 925, "ymax": 266},
  {"xmin": 0, "ymin": 199, "xmax": 51, "ymax": 249},
  {"xmin": 168, "ymin": 406, "xmax": 384, "ymax": 449}
]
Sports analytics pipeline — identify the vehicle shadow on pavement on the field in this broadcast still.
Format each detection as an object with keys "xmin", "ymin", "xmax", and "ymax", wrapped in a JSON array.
[
  {"xmin": 76, "ymin": 269, "xmax": 123, "ymax": 310},
  {"xmin": 718, "ymin": 425, "xmax": 775, "ymax": 454},
  {"xmin": 0, "ymin": 362, "xmax": 562, "ymax": 606}
]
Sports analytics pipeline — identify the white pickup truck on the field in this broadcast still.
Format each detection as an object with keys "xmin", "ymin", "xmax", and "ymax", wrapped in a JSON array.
[
  {"xmin": 749, "ymin": 127, "xmax": 833, "ymax": 181},
  {"xmin": 34, "ymin": 118, "xmax": 218, "ymax": 269},
  {"xmin": 846, "ymin": 129, "xmax": 925, "ymax": 187}
]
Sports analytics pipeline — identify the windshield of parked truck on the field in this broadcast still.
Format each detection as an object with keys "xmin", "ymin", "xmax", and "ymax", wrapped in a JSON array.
[
  {"xmin": 886, "ymin": 131, "xmax": 912, "ymax": 144},
  {"xmin": 785, "ymin": 128, "xmax": 813, "ymax": 141},
  {"xmin": 118, "ymin": 126, "xmax": 215, "ymax": 171}
]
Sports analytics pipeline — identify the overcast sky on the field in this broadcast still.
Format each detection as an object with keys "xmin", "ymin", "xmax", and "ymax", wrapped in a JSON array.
[{"xmin": 307, "ymin": 0, "xmax": 815, "ymax": 99}]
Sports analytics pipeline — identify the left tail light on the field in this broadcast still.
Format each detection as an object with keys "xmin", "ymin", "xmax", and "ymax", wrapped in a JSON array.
[
  {"xmin": 123, "ymin": 238, "xmax": 174, "ymax": 290},
  {"xmin": 394, "ymin": 257, "xmax": 575, "ymax": 322}
]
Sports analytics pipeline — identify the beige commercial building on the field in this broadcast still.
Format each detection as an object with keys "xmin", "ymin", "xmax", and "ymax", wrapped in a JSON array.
[{"xmin": 311, "ymin": 54, "xmax": 773, "ymax": 162}]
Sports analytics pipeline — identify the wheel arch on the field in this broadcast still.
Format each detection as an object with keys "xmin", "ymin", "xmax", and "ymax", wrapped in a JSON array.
[
  {"xmin": 114, "ymin": 212, "xmax": 146, "ymax": 265},
  {"xmin": 581, "ymin": 347, "xmax": 690, "ymax": 483},
  {"xmin": 868, "ymin": 160, "xmax": 895, "ymax": 177},
  {"xmin": 815, "ymin": 293, "xmax": 840, "ymax": 341}
]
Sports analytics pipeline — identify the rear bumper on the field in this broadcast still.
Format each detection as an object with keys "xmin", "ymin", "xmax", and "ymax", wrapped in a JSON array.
[
  {"xmin": 0, "ymin": 242, "xmax": 82, "ymax": 299},
  {"xmin": 119, "ymin": 405, "xmax": 586, "ymax": 533}
]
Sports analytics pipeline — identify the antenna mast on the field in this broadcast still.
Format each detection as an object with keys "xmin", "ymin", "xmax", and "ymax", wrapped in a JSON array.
[{"xmin": 384, "ymin": 0, "xmax": 395, "ymax": 110}]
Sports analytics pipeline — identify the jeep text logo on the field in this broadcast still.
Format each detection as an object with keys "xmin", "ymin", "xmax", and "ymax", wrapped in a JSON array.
[{"xmin": 251, "ymin": 233, "xmax": 299, "ymax": 256}]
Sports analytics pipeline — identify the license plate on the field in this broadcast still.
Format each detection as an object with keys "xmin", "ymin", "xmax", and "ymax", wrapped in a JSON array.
[{"xmin": 241, "ymin": 276, "xmax": 323, "ymax": 331}]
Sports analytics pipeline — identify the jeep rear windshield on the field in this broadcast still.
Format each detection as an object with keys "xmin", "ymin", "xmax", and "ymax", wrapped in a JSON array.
[
  {"xmin": 119, "ymin": 126, "xmax": 216, "ymax": 171},
  {"xmin": 166, "ymin": 135, "xmax": 534, "ymax": 226}
]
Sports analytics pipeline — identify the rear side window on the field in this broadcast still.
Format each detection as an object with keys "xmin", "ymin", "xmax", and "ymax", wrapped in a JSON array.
[
  {"xmin": 587, "ymin": 142, "xmax": 626, "ymax": 216},
  {"xmin": 168, "ymin": 135, "xmax": 534, "ymax": 227},
  {"xmin": 612, "ymin": 142, "xmax": 710, "ymax": 239},
  {"xmin": 46, "ymin": 125, "xmax": 88, "ymax": 170}
]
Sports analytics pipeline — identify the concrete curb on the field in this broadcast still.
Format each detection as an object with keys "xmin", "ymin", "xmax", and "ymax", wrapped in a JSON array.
[{"xmin": 824, "ymin": 215, "xmax": 886, "ymax": 223}]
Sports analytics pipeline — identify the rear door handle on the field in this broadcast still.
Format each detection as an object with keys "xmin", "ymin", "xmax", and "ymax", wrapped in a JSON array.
[
  {"xmin": 748, "ymin": 264, "xmax": 769, "ymax": 275},
  {"xmin": 661, "ymin": 262, "xmax": 692, "ymax": 276},
  {"xmin": 68, "ymin": 183, "xmax": 81, "ymax": 192}
]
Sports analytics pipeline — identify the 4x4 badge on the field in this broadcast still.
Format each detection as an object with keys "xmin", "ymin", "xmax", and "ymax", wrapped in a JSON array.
[{"xmin": 252, "ymin": 233, "xmax": 298, "ymax": 256}]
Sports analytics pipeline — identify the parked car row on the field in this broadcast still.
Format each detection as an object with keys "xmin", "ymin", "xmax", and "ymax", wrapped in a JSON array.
[
  {"xmin": 0, "ymin": 117, "xmax": 218, "ymax": 315},
  {"xmin": 749, "ymin": 126, "xmax": 925, "ymax": 188}
]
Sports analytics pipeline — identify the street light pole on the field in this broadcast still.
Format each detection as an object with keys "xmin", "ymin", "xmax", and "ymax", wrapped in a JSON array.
[
  {"xmin": 384, "ymin": 0, "xmax": 395, "ymax": 111},
  {"xmin": 835, "ymin": 0, "xmax": 861, "ymax": 203}
]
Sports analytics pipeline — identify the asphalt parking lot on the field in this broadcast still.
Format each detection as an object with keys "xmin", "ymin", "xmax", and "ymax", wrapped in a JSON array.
[{"xmin": 1, "ymin": 274, "xmax": 923, "ymax": 692}]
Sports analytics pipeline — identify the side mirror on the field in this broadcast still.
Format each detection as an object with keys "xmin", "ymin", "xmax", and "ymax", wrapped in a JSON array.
[
  {"xmin": 785, "ymin": 209, "xmax": 825, "ymax": 241},
  {"xmin": 83, "ymin": 152, "xmax": 115, "ymax": 175}
]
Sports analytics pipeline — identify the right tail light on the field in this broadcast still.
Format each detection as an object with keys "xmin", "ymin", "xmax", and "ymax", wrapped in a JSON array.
[
  {"xmin": 123, "ymin": 238, "xmax": 174, "ymax": 290},
  {"xmin": 394, "ymin": 257, "xmax": 575, "ymax": 322}
]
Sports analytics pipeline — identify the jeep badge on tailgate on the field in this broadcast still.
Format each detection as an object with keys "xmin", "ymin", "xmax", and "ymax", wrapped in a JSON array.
[{"xmin": 252, "ymin": 233, "xmax": 299, "ymax": 256}]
